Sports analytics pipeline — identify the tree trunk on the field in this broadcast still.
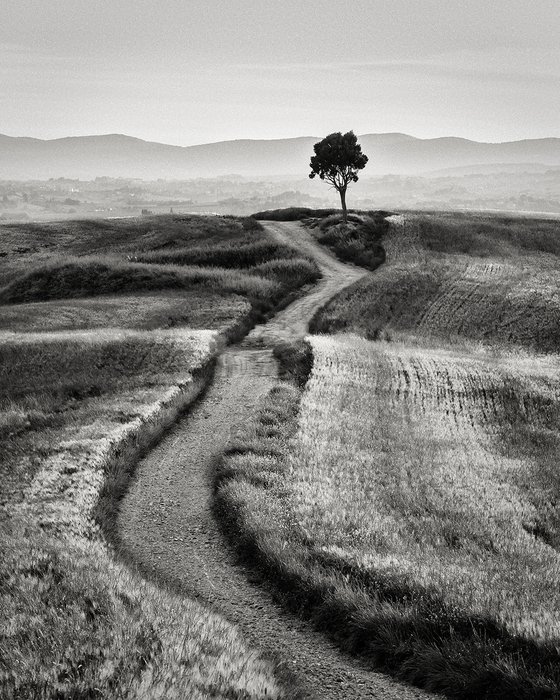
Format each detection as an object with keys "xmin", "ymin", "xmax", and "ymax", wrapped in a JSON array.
[{"xmin": 339, "ymin": 187, "xmax": 348, "ymax": 223}]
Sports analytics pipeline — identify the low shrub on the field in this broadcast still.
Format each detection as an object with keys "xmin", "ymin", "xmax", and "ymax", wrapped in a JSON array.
[
  {"xmin": 273, "ymin": 340, "xmax": 313, "ymax": 386},
  {"xmin": 252, "ymin": 208, "xmax": 339, "ymax": 221},
  {"xmin": 309, "ymin": 213, "xmax": 389, "ymax": 270}
]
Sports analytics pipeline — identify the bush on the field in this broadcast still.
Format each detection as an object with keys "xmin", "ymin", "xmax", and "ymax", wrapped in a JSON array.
[
  {"xmin": 252, "ymin": 208, "xmax": 339, "ymax": 221},
  {"xmin": 310, "ymin": 213, "xmax": 389, "ymax": 270},
  {"xmin": 273, "ymin": 340, "xmax": 313, "ymax": 386}
]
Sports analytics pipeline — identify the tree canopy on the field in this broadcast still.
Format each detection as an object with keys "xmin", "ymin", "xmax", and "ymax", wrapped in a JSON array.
[{"xmin": 309, "ymin": 131, "xmax": 368, "ymax": 222}]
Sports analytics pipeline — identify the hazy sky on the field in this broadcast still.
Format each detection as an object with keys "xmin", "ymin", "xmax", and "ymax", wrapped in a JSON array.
[{"xmin": 2, "ymin": 0, "xmax": 559, "ymax": 144}]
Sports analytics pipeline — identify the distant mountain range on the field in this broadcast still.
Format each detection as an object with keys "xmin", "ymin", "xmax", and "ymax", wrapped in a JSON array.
[{"xmin": 1, "ymin": 132, "xmax": 560, "ymax": 180}]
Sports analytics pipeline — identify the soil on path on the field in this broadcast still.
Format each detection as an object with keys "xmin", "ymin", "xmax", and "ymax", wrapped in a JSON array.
[{"xmin": 118, "ymin": 221, "xmax": 432, "ymax": 700}]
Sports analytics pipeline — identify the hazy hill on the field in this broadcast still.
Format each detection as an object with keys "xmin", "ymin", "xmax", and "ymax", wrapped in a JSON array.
[{"xmin": 1, "ymin": 132, "xmax": 560, "ymax": 180}]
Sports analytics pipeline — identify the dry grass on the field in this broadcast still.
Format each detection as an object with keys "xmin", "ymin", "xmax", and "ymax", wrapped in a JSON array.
[
  {"xmin": 0, "ymin": 214, "xmax": 320, "ymax": 343},
  {"xmin": 0, "ymin": 257, "xmax": 281, "ymax": 305},
  {"xmin": 0, "ymin": 214, "xmax": 319, "ymax": 306},
  {"xmin": 0, "ymin": 291, "xmax": 250, "ymax": 334},
  {"xmin": 215, "ymin": 212, "xmax": 560, "ymax": 696},
  {"xmin": 0, "ymin": 329, "xmax": 215, "ymax": 501},
  {"xmin": 312, "ymin": 213, "xmax": 560, "ymax": 353},
  {"xmin": 216, "ymin": 334, "xmax": 560, "ymax": 696},
  {"xmin": 293, "ymin": 336, "xmax": 560, "ymax": 644},
  {"xmin": 0, "ymin": 212, "xmax": 324, "ymax": 698},
  {"xmin": 414, "ymin": 211, "xmax": 560, "ymax": 258},
  {"xmin": 311, "ymin": 254, "xmax": 560, "ymax": 352},
  {"xmin": 133, "ymin": 238, "xmax": 304, "ymax": 268},
  {"xmin": 0, "ymin": 328, "xmax": 280, "ymax": 699},
  {"xmin": 2, "ymin": 536, "xmax": 279, "ymax": 700},
  {"xmin": 0, "ymin": 214, "xmax": 264, "ymax": 285}
]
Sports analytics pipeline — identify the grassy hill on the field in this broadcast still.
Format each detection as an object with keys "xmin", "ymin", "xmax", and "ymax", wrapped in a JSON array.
[
  {"xmin": 311, "ymin": 212, "xmax": 560, "ymax": 353},
  {"xmin": 0, "ymin": 214, "xmax": 319, "ymax": 335},
  {"xmin": 0, "ymin": 213, "xmax": 317, "ymax": 699},
  {"xmin": 217, "ymin": 210, "xmax": 560, "ymax": 697}
]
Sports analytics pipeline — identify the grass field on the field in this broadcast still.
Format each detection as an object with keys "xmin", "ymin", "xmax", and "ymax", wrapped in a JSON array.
[
  {"xmin": 0, "ymin": 327, "xmax": 281, "ymax": 699},
  {"xmin": 217, "ymin": 334, "xmax": 560, "ymax": 696},
  {"xmin": 6, "ymin": 208, "xmax": 560, "ymax": 696},
  {"xmin": 217, "ymin": 211, "xmax": 560, "ymax": 697},
  {"xmin": 0, "ymin": 214, "xmax": 320, "ymax": 336},
  {"xmin": 0, "ymin": 213, "xmax": 312, "ymax": 699},
  {"xmin": 312, "ymin": 213, "xmax": 560, "ymax": 353},
  {"xmin": 0, "ymin": 291, "xmax": 250, "ymax": 333}
]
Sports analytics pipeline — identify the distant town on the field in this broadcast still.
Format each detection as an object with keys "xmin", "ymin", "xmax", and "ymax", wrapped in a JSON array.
[{"xmin": 2, "ymin": 166, "xmax": 560, "ymax": 222}]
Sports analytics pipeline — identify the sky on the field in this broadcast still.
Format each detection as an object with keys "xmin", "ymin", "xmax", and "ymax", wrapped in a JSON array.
[{"xmin": 2, "ymin": 0, "xmax": 560, "ymax": 145}]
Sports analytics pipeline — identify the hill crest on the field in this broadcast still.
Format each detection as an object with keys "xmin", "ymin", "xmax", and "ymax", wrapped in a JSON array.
[{"xmin": 1, "ymin": 132, "xmax": 559, "ymax": 180}]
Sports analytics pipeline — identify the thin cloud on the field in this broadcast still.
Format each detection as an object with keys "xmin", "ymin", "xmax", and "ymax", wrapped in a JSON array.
[{"xmin": 341, "ymin": 61, "xmax": 560, "ymax": 86}]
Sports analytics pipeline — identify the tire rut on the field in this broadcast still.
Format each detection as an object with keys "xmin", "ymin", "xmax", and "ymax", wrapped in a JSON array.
[{"xmin": 118, "ymin": 221, "xmax": 432, "ymax": 699}]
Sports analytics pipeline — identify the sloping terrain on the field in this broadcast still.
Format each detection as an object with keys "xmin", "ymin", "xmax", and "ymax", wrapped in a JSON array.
[
  {"xmin": 0, "ymin": 328, "xmax": 286, "ymax": 699},
  {"xmin": 312, "ymin": 213, "xmax": 560, "ymax": 353},
  {"xmin": 6, "ymin": 210, "xmax": 559, "ymax": 698},
  {"xmin": 0, "ymin": 215, "xmax": 323, "ymax": 699},
  {"xmin": 215, "ymin": 212, "xmax": 560, "ymax": 697},
  {"xmin": 0, "ymin": 214, "xmax": 319, "ymax": 337},
  {"xmin": 219, "ymin": 332, "xmax": 560, "ymax": 695},
  {"xmin": 118, "ymin": 222, "xmax": 428, "ymax": 699}
]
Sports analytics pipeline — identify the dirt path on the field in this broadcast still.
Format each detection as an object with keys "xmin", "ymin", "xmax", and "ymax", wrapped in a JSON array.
[{"xmin": 118, "ymin": 221, "xmax": 431, "ymax": 699}]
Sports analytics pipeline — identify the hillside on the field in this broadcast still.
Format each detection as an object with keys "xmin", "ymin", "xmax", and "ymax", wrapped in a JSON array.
[
  {"xmin": 216, "ymin": 212, "xmax": 560, "ymax": 697},
  {"xmin": 2, "ymin": 132, "xmax": 560, "ymax": 180},
  {"xmin": 311, "ymin": 212, "xmax": 560, "ymax": 353},
  {"xmin": 0, "ymin": 214, "xmax": 326, "ymax": 700}
]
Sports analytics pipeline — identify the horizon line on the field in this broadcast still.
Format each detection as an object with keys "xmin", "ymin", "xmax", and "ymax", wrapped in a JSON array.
[{"xmin": 2, "ymin": 131, "xmax": 560, "ymax": 149}]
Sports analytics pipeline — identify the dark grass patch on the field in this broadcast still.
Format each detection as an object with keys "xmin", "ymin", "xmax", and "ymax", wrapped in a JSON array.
[
  {"xmin": 0, "ymin": 214, "xmax": 264, "ymax": 258},
  {"xmin": 252, "ymin": 208, "xmax": 339, "ymax": 221},
  {"xmin": 248, "ymin": 258, "xmax": 320, "ymax": 290},
  {"xmin": 0, "ymin": 333, "xmax": 196, "ymax": 403},
  {"xmin": 484, "ymin": 379, "xmax": 560, "ymax": 552},
  {"xmin": 0, "ymin": 291, "xmax": 251, "ymax": 334},
  {"xmin": 304, "ymin": 211, "xmax": 389, "ymax": 270},
  {"xmin": 133, "ymin": 239, "xmax": 303, "ymax": 269},
  {"xmin": 273, "ymin": 340, "xmax": 313, "ymax": 387},
  {"xmin": 0, "ymin": 214, "xmax": 267, "ymax": 288},
  {"xmin": 0, "ymin": 258, "xmax": 279, "ymax": 305}
]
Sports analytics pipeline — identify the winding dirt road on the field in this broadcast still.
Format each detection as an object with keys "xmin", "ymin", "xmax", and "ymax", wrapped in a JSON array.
[{"xmin": 118, "ymin": 221, "xmax": 432, "ymax": 699}]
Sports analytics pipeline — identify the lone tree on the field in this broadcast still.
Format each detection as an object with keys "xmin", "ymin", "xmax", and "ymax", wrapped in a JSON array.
[{"xmin": 309, "ymin": 131, "xmax": 368, "ymax": 223}]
